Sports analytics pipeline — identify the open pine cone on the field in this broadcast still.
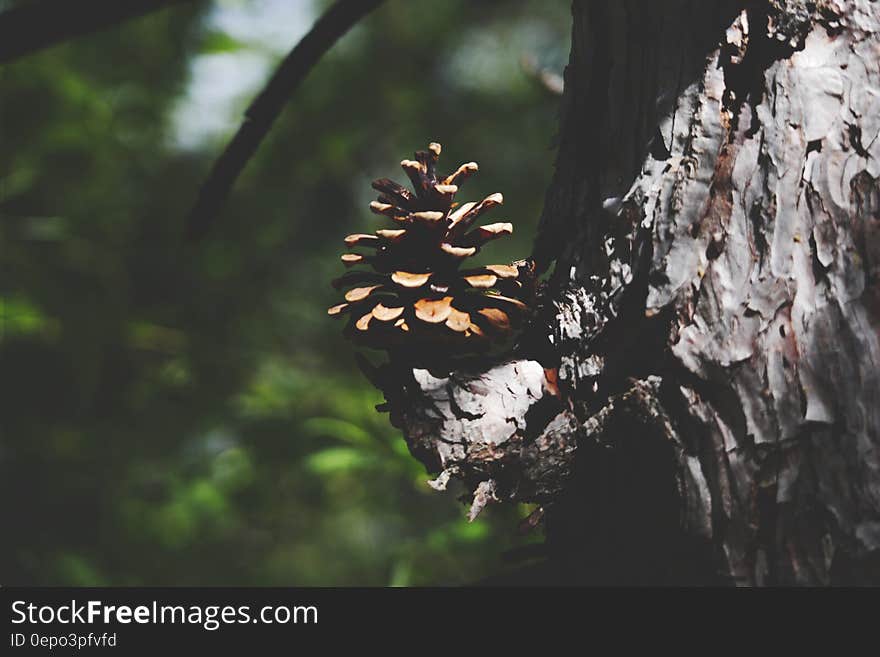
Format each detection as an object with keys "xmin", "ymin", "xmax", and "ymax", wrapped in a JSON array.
[{"xmin": 328, "ymin": 142, "xmax": 533, "ymax": 354}]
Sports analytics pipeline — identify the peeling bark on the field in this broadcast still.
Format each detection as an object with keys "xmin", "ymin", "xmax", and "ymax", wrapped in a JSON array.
[
  {"xmin": 382, "ymin": 0, "xmax": 880, "ymax": 585},
  {"xmin": 391, "ymin": 360, "xmax": 578, "ymax": 511}
]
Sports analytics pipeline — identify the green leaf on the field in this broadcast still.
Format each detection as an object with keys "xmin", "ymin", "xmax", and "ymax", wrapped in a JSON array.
[
  {"xmin": 54, "ymin": 554, "xmax": 105, "ymax": 587},
  {"xmin": 200, "ymin": 30, "xmax": 248, "ymax": 54},
  {"xmin": 0, "ymin": 297, "xmax": 54, "ymax": 338},
  {"xmin": 212, "ymin": 447, "xmax": 255, "ymax": 492},
  {"xmin": 301, "ymin": 417, "xmax": 374, "ymax": 447},
  {"xmin": 305, "ymin": 447, "xmax": 373, "ymax": 474}
]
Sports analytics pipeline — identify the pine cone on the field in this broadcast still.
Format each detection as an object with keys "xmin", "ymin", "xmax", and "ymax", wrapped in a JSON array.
[{"xmin": 328, "ymin": 142, "xmax": 533, "ymax": 355}]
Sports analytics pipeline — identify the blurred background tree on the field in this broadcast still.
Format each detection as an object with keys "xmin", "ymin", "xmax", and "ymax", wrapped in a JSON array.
[{"xmin": 0, "ymin": 0, "xmax": 569, "ymax": 585}]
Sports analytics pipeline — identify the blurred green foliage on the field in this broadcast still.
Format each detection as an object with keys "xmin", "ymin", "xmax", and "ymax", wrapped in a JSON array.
[{"xmin": 0, "ymin": 0, "xmax": 569, "ymax": 585}]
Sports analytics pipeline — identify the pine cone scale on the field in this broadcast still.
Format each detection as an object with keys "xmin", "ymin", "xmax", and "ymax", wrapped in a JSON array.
[{"xmin": 329, "ymin": 143, "xmax": 533, "ymax": 355}]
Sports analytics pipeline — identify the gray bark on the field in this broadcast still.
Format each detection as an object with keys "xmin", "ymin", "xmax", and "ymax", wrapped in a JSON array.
[{"xmin": 383, "ymin": 0, "xmax": 880, "ymax": 585}]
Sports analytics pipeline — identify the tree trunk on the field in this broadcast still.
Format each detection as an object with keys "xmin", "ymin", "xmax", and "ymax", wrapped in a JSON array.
[{"xmin": 384, "ymin": 0, "xmax": 880, "ymax": 585}]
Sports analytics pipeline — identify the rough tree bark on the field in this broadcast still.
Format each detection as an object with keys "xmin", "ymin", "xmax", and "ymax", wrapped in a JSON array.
[{"xmin": 379, "ymin": 0, "xmax": 880, "ymax": 585}]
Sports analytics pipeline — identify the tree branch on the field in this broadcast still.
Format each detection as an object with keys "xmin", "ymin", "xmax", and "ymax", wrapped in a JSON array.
[
  {"xmin": 0, "ymin": 0, "xmax": 194, "ymax": 64},
  {"xmin": 185, "ymin": 0, "xmax": 384, "ymax": 241}
]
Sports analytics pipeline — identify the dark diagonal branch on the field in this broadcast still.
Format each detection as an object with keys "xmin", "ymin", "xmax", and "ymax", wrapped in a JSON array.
[
  {"xmin": 0, "ymin": 0, "xmax": 194, "ymax": 64},
  {"xmin": 185, "ymin": 0, "xmax": 385, "ymax": 241}
]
